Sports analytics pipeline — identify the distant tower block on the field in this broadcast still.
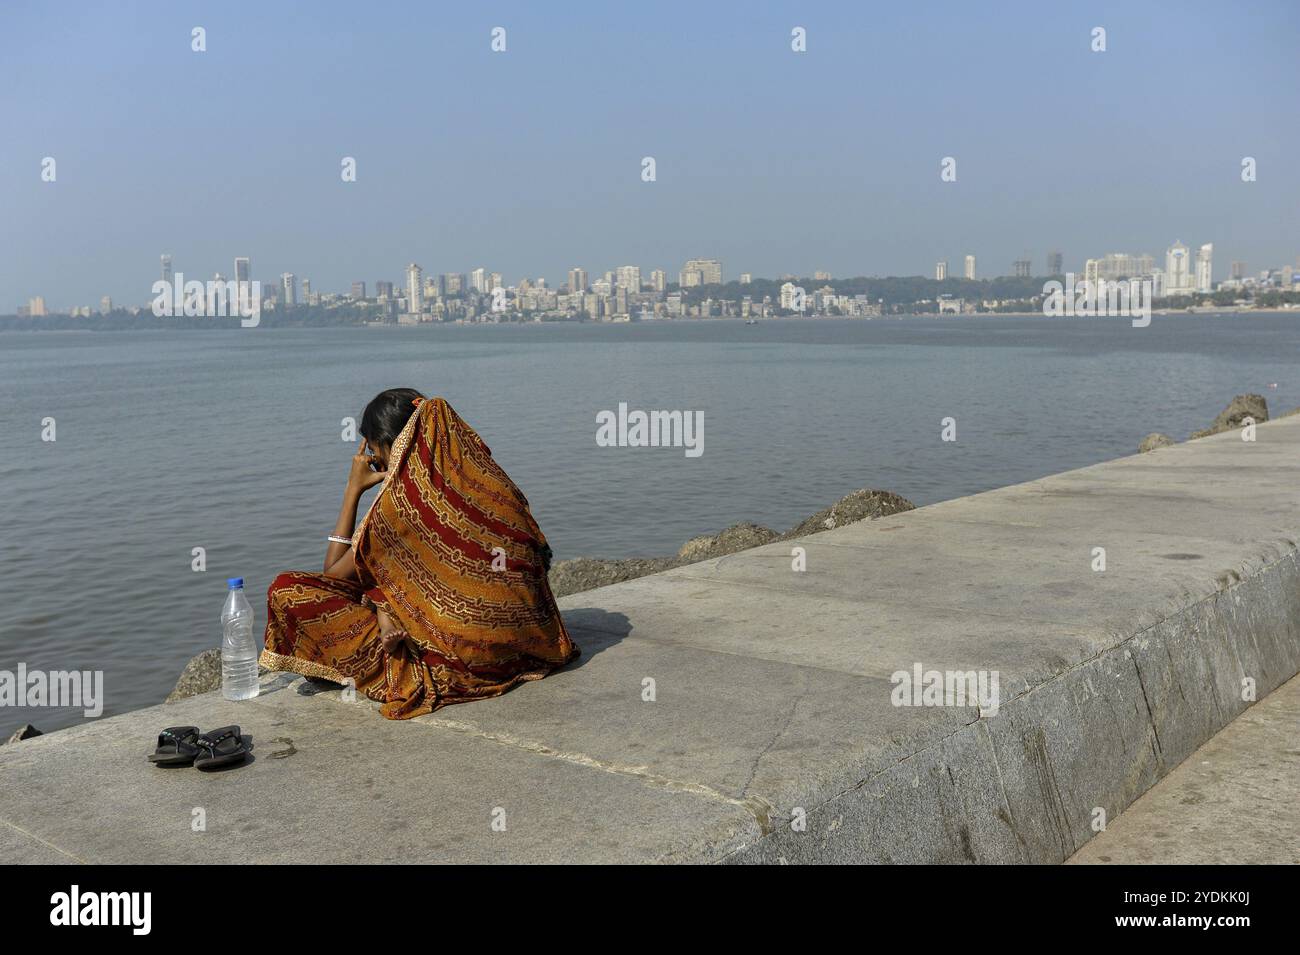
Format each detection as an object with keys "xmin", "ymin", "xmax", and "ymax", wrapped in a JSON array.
[
  {"xmin": 234, "ymin": 257, "xmax": 252, "ymax": 310},
  {"xmin": 964, "ymin": 255, "xmax": 976, "ymax": 280},
  {"xmin": 935, "ymin": 261, "xmax": 948, "ymax": 281},
  {"xmin": 1013, "ymin": 258, "xmax": 1032, "ymax": 278},
  {"xmin": 406, "ymin": 263, "xmax": 424, "ymax": 314},
  {"xmin": 1196, "ymin": 243, "xmax": 1213, "ymax": 293},
  {"xmin": 680, "ymin": 258, "xmax": 722, "ymax": 287},
  {"xmin": 1165, "ymin": 241, "xmax": 1191, "ymax": 293},
  {"xmin": 1047, "ymin": 250, "xmax": 1063, "ymax": 275}
]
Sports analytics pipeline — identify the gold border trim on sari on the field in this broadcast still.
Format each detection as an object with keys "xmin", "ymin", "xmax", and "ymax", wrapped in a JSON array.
[{"xmin": 258, "ymin": 648, "xmax": 349, "ymax": 685}]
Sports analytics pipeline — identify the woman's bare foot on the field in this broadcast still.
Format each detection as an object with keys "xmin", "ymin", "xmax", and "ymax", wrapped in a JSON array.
[{"xmin": 375, "ymin": 608, "xmax": 409, "ymax": 655}]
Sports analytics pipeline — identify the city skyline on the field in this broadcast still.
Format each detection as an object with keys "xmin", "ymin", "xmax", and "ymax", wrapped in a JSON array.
[
  {"xmin": 18, "ymin": 237, "xmax": 1300, "ymax": 316},
  {"xmin": 3, "ymin": 1, "xmax": 1298, "ymax": 308},
  {"xmin": 18, "ymin": 235, "xmax": 1300, "ymax": 321}
]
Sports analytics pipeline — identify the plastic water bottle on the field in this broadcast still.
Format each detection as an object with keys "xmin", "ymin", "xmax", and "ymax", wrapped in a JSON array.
[{"xmin": 221, "ymin": 578, "xmax": 260, "ymax": 701}]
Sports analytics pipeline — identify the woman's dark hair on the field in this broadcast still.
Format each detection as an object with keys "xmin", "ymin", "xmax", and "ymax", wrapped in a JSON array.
[{"xmin": 360, "ymin": 388, "xmax": 425, "ymax": 446}]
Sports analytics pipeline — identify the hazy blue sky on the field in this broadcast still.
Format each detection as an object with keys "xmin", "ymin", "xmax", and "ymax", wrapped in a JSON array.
[{"xmin": 2, "ymin": 0, "xmax": 1297, "ymax": 309}]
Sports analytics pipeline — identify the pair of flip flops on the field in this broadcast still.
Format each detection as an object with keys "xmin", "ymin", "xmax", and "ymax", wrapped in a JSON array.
[{"xmin": 147, "ymin": 725, "xmax": 250, "ymax": 770}]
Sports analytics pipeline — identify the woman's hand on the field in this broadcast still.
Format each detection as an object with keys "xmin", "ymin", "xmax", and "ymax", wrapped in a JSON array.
[{"xmin": 346, "ymin": 439, "xmax": 387, "ymax": 494}]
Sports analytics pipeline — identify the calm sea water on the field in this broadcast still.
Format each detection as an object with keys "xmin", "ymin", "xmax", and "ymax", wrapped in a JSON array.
[{"xmin": 3, "ymin": 313, "xmax": 1298, "ymax": 734}]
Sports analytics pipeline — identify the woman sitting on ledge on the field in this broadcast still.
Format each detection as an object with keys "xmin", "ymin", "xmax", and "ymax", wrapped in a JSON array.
[{"xmin": 259, "ymin": 388, "xmax": 578, "ymax": 719}]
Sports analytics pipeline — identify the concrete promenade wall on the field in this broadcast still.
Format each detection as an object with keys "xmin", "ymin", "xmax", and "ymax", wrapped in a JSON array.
[{"xmin": 2, "ymin": 417, "xmax": 1298, "ymax": 863}]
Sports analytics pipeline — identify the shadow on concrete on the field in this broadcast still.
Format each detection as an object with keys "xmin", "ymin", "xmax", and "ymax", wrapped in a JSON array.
[{"xmin": 560, "ymin": 608, "xmax": 633, "ymax": 669}]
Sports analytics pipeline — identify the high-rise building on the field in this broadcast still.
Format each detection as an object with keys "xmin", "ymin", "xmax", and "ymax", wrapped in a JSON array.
[
  {"xmin": 616, "ymin": 265, "xmax": 641, "ymax": 293},
  {"xmin": 443, "ymin": 272, "xmax": 463, "ymax": 295},
  {"xmin": 814, "ymin": 270, "xmax": 832, "ymax": 281},
  {"xmin": 470, "ymin": 268, "xmax": 488, "ymax": 293},
  {"xmin": 1231, "ymin": 261, "xmax": 1246, "ymax": 280},
  {"xmin": 161, "ymin": 254, "xmax": 173, "ymax": 286},
  {"xmin": 375, "ymin": 281, "xmax": 394, "ymax": 300},
  {"xmin": 280, "ymin": 273, "xmax": 297, "ymax": 306},
  {"xmin": 301, "ymin": 278, "xmax": 312, "ymax": 302},
  {"xmin": 1151, "ymin": 269, "xmax": 1167, "ymax": 299},
  {"xmin": 567, "ymin": 268, "xmax": 588, "ymax": 293},
  {"xmin": 406, "ymin": 263, "xmax": 424, "ymax": 314},
  {"xmin": 1196, "ymin": 243, "xmax": 1213, "ymax": 293},
  {"xmin": 935, "ymin": 261, "xmax": 947, "ymax": 281},
  {"xmin": 1013, "ymin": 258, "xmax": 1032, "ymax": 278},
  {"xmin": 1088, "ymin": 252, "xmax": 1155, "ymax": 280},
  {"xmin": 1047, "ymin": 251, "xmax": 1064, "ymax": 275},
  {"xmin": 490, "ymin": 272, "xmax": 502, "ymax": 290},
  {"xmin": 680, "ymin": 258, "xmax": 722, "ymax": 287},
  {"xmin": 351, "ymin": 281, "xmax": 367, "ymax": 299},
  {"xmin": 964, "ymin": 255, "xmax": 976, "ymax": 280},
  {"xmin": 1165, "ymin": 241, "xmax": 1191, "ymax": 293},
  {"xmin": 234, "ymin": 257, "xmax": 252, "ymax": 311},
  {"xmin": 739, "ymin": 273, "xmax": 752, "ymax": 284},
  {"xmin": 100, "ymin": 295, "xmax": 113, "ymax": 313},
  {"xmin": 29, "ymin": 296, "xmax": 47, "ymax": 316},
  {"xmin": 650, "ymin": 269, "xmax": 667, "ymax": 292}
]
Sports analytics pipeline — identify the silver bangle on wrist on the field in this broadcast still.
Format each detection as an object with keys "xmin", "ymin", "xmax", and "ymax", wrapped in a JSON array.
[{"xmin": 328, "ymin": 535, "xmax": 353, "ymax": 546}]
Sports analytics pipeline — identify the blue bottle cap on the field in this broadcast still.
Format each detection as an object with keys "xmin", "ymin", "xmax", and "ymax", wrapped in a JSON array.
[{"xmin": 227, "ymin": 577, "xmax": 244, "ymax": 589}]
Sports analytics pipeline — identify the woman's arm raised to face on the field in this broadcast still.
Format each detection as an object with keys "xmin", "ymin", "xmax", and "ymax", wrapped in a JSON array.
[{"xmin": 323, "ymin": 440, "xmax": 387, "ymax": 577}]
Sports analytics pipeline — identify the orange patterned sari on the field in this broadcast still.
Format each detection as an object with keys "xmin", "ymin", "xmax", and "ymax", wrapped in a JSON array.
[{"xmin": 259, "ymin": 397, "xmax": 578, "ymax": 719}]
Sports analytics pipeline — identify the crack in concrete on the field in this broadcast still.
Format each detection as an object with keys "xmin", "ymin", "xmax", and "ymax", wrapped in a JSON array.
[
  {"xmin": 1163, "ymin": 641, "xmax": 1191, "ymax": 712},
  {"xmin": 0, "ymin": 816, "xmax": 88, "ymax": 863},
  {"xmin": 1133, "ymin": 644, "xmax": 1167, "ymax": 771},
  {"xmin": 1026, "ymin": 725, "xmax": 1074, "ymax": 859},
  {"xmin": 738, "ymin": 678, "xmax": 808, "ymax": 801},
  {"xmin": 413, "ymin": 714, "xmax": 778, "ymax": 836},
  {"xmin": 981, "ymin": 720, "xmax": 1029, "ymax": 861}
]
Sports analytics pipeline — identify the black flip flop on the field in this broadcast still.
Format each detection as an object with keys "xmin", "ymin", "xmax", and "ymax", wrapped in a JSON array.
[
  {"xmin": 148, "ymin": 726, "xmax": 202, "ymax": 766},
  {"xmin": 193, "ymin": 725, "xmax": 251, "ymax": 771}
]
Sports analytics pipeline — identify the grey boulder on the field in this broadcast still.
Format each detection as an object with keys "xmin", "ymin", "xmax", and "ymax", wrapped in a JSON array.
[
  {"xmin": 165, "ymin": 648, "xmax": 222, "ymax": 703},
  {"xmin": 1139, "ymin": 432, "xmax": 1175, "ymax": 453},
  {"xmin": 1190, "ymin": 394, "xmax": 1268, "ymax": 439}
]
